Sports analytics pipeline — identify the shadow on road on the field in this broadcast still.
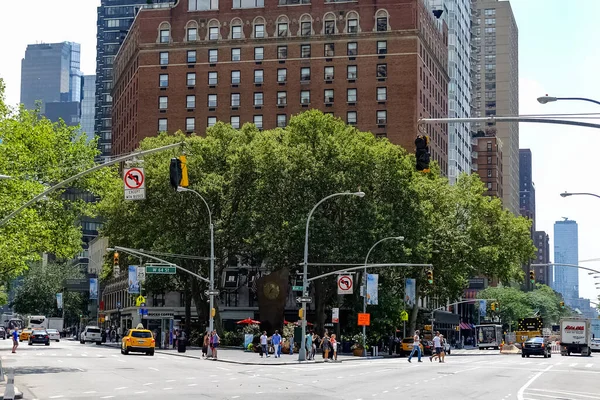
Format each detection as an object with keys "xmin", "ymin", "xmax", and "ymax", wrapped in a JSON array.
[{"xmin": 13, "ymin": 366, "xmax": 83, "ymax": 376}]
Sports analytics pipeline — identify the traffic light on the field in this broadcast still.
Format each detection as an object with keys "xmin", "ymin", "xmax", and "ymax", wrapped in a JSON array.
[
  {"xmin": 560, "ymin": 301, "xmax": 565, "ymax": 309},
  {"xmin": 169, "ymin": 156, "xmax": 189, "ymax": 189},
  {"xmin": 113, "ymin": 252, "xmax": 119, "ymax": 266},
  {"xmin": 426, "ymin": 269, "xmax": 434, "ymax": 284},
  {"xmin": 529, "ymin": 270, "xmax": 535, "ymax": 284},
  {"xmin": 298, "ymin": 308, "xmax": 304, "ymax": 320},
  {"xmin": 211, "ymin": 308, "xmax": 216, "ymax": 317},
  {"xmin": 491, "ymin": 302, "xmax": 496, "ymax": 311},
  {"xmin": 415, "ymin": 134, "xmax": 431, "ymax": 172}
]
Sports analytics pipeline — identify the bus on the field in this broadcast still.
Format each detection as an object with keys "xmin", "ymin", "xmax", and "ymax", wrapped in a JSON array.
[{"xmin": 28, "ymin": 315, "xmax": 48, "ymax": 329}]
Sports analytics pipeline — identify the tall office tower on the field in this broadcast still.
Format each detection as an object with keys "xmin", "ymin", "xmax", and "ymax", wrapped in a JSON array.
[
  {"xmin": 111, "ymin": 0, "xmax": 450, "ymax": 176},
  {"xmin": 554, "ymin": 219, "xmax": 579, "ymax": 306},
  {"xmin": 519, "ymin": 149, "xmax": 535, "ymax": 229},
  {"xmin": 533, "ymin": 231, "xmax": 550, "ymax": 286},
  {"xmin": 95, "ymin": 0, "xmax": 174, "ymax": 157},
  {"xmin": 470, "ymin": 0, "xmax": 519, "ymax": 214},
  {"xmin": 81, "ymin": 75, "xmax": 96, "ymax": 141},
  {"xmin": 429, "ymin": 0, "xmax": 472, "ymax": 184},
  {"xmin": 20, "ymin": 42, "xmax": 82, "ymax": 114}
]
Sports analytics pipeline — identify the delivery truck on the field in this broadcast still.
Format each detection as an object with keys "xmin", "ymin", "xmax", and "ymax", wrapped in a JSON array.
[
  {"xmin": 560, "ymin": 317, "xmax": 591, "ymax": 356},
  {"xmin": 476, "ymin": 324, "xmax": 503, "ymax": 349}
]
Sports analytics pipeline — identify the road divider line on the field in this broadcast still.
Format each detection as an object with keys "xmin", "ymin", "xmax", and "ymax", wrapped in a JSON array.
[
  {"xmin": 134, "ymin": 391, "xmax": 147, "ymax": 394},
  {"xmin": 115, "ymin": 387, "xmax": 128, "ymax": 390},
  {"xmin": 529, "ymin": 388, "xmax": 600, "ymax": 399},
  {"xmin": 517, "ymin": 365, "xmax": 553, "ymax": 400},
  {"xmin": 148, "ymin": 367, "xmax": 159, "ymax": 371},
  {"xmin": 586, "ymin": 363, "xmax": 593, "ymax": 368}
]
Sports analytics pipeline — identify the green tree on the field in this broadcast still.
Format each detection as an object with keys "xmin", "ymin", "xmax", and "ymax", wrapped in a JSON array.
[{"xmin": 0, "ymin": 79, "xmax": 117, "ymax": 284}]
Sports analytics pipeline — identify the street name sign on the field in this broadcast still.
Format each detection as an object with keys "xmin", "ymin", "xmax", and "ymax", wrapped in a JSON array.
[
  {"xmin": 296, "ymin": 296, "xmax": 313, "ymax": 303},
  {"xmin": 145, "ymin": 264, "xmax": 176, "ymax": 274}
]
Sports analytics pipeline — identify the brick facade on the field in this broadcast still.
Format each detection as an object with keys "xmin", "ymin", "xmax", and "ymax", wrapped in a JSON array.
[
  {"xmin": 113, "ymin": 0, "xmax": 449, "ymax": 174},
  {"xmin": 472, "ymin": 135, "xmax": 502, "ymax": 199}
]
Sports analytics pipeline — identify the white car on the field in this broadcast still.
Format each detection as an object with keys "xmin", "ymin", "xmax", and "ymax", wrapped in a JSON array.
[
  {"xmin": 80, "ymin": 326, "xmax": 102, "ymax": 345},
  {"xmin": 590, "ymin": 338, "xmax": 600, "ymax": 352},
  {"xmin": 46, "ymin": 329, "xmax": 60, "ymax": 342},
  {"xmin": 443, "ymin": 339, "xmax": 451, "ymax": 355}
]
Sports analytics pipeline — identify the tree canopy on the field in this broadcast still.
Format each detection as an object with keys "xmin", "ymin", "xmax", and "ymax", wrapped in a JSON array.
[{"xmin": 98, "ymin": 110, "xmax": 535, "ymax": 334}]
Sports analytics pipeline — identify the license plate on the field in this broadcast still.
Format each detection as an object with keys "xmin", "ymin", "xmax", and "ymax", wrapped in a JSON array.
[{"xmin": 138, "ymin": 340, "xmax": 145, "ymax": 344}]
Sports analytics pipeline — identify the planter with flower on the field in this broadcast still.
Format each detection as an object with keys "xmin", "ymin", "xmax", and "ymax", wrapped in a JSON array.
[{"xmin": 351, "ymin": 333, "xmax": 368, "ymax": 356}]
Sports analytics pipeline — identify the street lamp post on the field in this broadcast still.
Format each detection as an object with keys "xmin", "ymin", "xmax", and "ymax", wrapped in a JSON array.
[
  {"xmin": 537, "ymin": 96, "xmax": 600, "ymax": 106},
  {"xmin": 362, "ymin": 236, "xmax": 404, "ymax": 355},
  {"xmin": 0, "ymin": 175, "xmax": 11, "ymax": 180},
  {"xmin": 560, "ymin": 192, "xmax": 600, "ymax": 200},
  {"xmin": 176, "ymin": 186, "xmax": 215, "ymax": 334},
  {"xmin": 298, "ymin": 191, "xmax": 365, "ymax": 362}
]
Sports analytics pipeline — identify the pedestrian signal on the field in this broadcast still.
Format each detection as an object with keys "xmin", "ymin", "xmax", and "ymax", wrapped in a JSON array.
[
  {"xmin": 529, "ymin": 270, "xmax": 535, "ymax": 284},
  {"xmin": 426, "ymin": 270, "xmax": 433, "ymax": 284},
  {"xmin": 113, "ymin": 252, "xmax": 119, "ymax": 265}
]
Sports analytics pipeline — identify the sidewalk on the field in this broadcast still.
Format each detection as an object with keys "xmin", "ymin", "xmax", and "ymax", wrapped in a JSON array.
[{"xmin": 102, "ymin": 342, "xmax": 370, "ymax": 365}]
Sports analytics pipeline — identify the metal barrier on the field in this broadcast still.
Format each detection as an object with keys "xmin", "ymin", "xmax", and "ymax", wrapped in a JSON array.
[
  {"xmin": 3, "ymin": 374, "xmax": 15, "ymax": 400},
  {"xmin": 551, "ymin": 342, "xmax": 561, "ymax": 353}
]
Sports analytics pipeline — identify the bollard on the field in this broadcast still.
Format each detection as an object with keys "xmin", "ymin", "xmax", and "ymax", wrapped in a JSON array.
[
  {"xmin": 3, "ymin": 374, "xmax": 15, "ymax": 400},
  {"xmin": 0, "ymin": 359, "xmax": 4, "ymax": 382}
]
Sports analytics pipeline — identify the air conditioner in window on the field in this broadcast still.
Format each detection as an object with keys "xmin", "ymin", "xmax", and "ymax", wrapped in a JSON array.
[
  {"xmin": 278, "ymin": 99, "xmax": 287, "ymax": 105},
  {"xmin": 378, "ymin": 118, "xmax": 387, "ymax": 124},
  {"xmin": 301, "ymin": 98, "xmax": 310, "ymax": 104},
  {"xmin": 325, "ymin": 97, "xmax": 334, "ymax": 103},
  {"xmin": 325, "ymin": 75, "xmax": 334, "ymax": 80}
]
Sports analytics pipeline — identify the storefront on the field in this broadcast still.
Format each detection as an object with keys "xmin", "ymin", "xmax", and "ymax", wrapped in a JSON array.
[{"xmin": 143, "ymin": 309, "xmax": 175, "ymax": 349}]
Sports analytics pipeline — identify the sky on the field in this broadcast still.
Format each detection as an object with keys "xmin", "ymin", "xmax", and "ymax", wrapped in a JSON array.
[{"xmin": 0, "ymin": 0, "xmax": 599, "ymax": 304}]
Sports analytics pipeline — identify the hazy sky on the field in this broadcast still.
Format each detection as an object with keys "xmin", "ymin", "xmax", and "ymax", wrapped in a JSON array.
[{"xmin": 0, "ymin": 0, "xmax": 599, "ymax": 304}]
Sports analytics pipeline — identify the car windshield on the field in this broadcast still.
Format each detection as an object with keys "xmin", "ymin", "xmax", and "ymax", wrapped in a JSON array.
[
  {"xmin": 131, "ymin": 331, "xmax": 152, "ymax": 338},
  {"xmin": 87, "ymin": 328, "xmax": 101, "ymax": 333},
  {"xmin": 33, "ymin": 331, "xmax": 47, "ymax": 335},
  {"xmin": 526, "ymin": 338, "xmax": 544, "ymax": 343}
]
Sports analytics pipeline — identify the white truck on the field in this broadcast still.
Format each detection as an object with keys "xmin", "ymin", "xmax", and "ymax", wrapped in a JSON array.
[
  {"xmin": 47, "ymin": 317, "xmax": 64, "ymax": 332},
  {"xmin": 560, "ymin": 317, "xmax": 591, "ymax": 356},
  {"xmin": 476, "ymin": 324, "xmax": 503, "ymax": 350}
]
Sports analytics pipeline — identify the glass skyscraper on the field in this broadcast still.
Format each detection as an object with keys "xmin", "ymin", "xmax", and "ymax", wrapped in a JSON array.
[
  {"xmin": 553, "ymin": 219, "xmax": 579, "ymax": 306},
  {"xmin": 81, "ymin": 75, "xmax": 96, "ymax": 141},
  {"xmin": 95, "ymin": 0, "xmax": 173, "ymax": 157}
]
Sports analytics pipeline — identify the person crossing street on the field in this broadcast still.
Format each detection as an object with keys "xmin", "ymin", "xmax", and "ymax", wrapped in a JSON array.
[
  {"xmin": 430, "ymin": 331, "xmax": 443, "ymax": 363},
  {"xmin": 407, "ymin": 330, "xmax": 422, "ymax": 363}
]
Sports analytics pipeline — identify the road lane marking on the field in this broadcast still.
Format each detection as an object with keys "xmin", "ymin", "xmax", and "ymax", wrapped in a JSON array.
[
  {"xmin": 232, "ymin": 397, "xmax": 240, "ymax": 399},
  {"xmin": 163, "ymin": 388, "xmax": 173, "ymax": 390},
  {"xmin": 586, "ymin": 363, "xmax": 593, "ymax": 368},
  {"xmin": 143, "ymin": 383, "xmax": 153, "ymax": 386},
  {"xmin": 166, "ymin": 380, "xmax": 176, "ymax": 382},
  {"xmin": 100, "ymin": 396, "xmax": 114, "ymax": 399},
  {"xmin": 57, "ymin": 360, "xmax": 63, "ymax": 363},
  {"xmin": 134, "ymin": 391, "xmax": 147, "ymax": 394},
  {"xmin": 188, "ymin": 384, "xmax": 198, "ymax": 387},
  {"xmin": 528, "ymin": 388, "xmax": 600, "ymax": 399},
  {"xmin": 517, "ymin": 365, "xmax": 553, "ymax": 400},
  {"xmin": 49, "ymin": 396, "xmax": 64, "ymax": 399},
  {"xmin": 115, "ymin": 387, "xmax": 128, "ymax": 390},
  {"xmin": 570, "ymin": 363, "xmax": 578, "ymax": 367},
  {"xmin": 149, "ymin": 367, "xmax": 159, "ymax": 371},
  {"xmin": 77, "ymin": 368, "xmax": 84, "ymax": 372},
  {"xmin": 83, "ymin": 391, "xmax": 96, "ymax": 394},
  {"xmin": 66, "ymin": 354, "xmax": 72, "ymax": 356}
]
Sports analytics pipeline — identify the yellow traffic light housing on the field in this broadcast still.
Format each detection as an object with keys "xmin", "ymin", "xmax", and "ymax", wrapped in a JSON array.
[
  {"xmin": 560, "ymin": 301, "xmax": 565, "ymax": 309},
  {"xmin": 298, "ymin": 308, "xmax": 304, "ymax": 320},
  {"xmin": 211, "ymin": 308, "xmax": 216, "ymax": 317},
  {"xmin": 426, "ymin": 270, "xmax": 434, "ymax": 284},
  {"xmin": 179, "ymin": 155, "xmax": 189, "ymax": 187},
  {"xmin": 113, "ymin": 252, "xmax": 119, "ymax": 266},
  {"xmin": 529, "ymin": 270, "xmax": 535, "ymax": 284},
  {"xmin": 491, "ymin": 302, "xmax": 496, "ymax": 311}
]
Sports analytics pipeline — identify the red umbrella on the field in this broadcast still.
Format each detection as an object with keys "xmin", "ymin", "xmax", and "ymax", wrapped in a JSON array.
[{"xmin": 236, "ymin": 318, "xmax": 260, "ymax": 325}]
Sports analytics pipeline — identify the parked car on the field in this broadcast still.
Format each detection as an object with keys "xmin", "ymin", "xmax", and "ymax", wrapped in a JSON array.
[
  {"xmin": 522, "ymin": 337, "xmax": 552, "ymax": 358},
  {"xmin": 121, "ymin": 329, "xmax": 155, "ymax": 356},
  {"xmin": 0, "ymin": 327, "xmax": 6, "ymax": 340},
  {"xmin": 80, "ymin": 326, "xmax": 102, "ymax": 345},
  {"xmin": 46, "ymin": 329, "xmax": 60, "ymax": 342},
  {"xmin": 19, "ymin": 329, "xmax": 32, "ymax": 342},
  {"xmin": 28, "ymin": 330, "xmax": 50, "ymax": 346},
  {"xmin": 590, "ymin": 338, "xmax": 600, "ymax": 352}
]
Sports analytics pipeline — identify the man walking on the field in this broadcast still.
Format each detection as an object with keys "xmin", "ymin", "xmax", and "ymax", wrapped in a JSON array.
[
  {"xmin": 11, "ymin": 329, "xmax": 18, "ymax": 353},
  {"xmin": 272, "ymin": 330, "xmax": 282, "ymax": 358},
  {"xmin": 407, "ymin": 330, "xmax": 422, "ymax": 363},
  {"xmin": 430, "ymin": 331, "xmax": 442, "ymax": 362},
  {"xmin": 260, "ymin": 331, "xmax": 269, "ymax": 358}
]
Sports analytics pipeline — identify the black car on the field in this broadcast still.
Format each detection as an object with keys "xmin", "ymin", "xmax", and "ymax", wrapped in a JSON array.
[
  {"xmin": 522, "ymin": 337, "xmax": 551, "ymax": 358},
  {"xmin": 0, "ymin": 327, "xmax": 6, "ymax": 340},
  {"xmin": 28, "ymin": 330, "xmax": 50, "ymax": 346}
]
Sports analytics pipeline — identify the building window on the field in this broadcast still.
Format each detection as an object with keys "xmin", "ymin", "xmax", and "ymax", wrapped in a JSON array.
[
  {"xmin": 208, "ymin": 71, "xmax": 218, "ymax": 85},
  {"xmin": 208, "ymin": 117, "xmax": 217, "ymax": 127},
  {"xmin": 487, "ymin": 156, "xmax": 492, "ymax": 164},
  {"xmin": 347, "ymin": 42, "xmax": 357, "ymax": 56},
  {"xmin": 159, "ymin": 74, "xmax": 168, "ymax": 88},
  {"xmin": 300, "ymin": 15, "xmax": 312, "ymax": 36},
  {"xmin": 254, "ymin": 115, "xmax": 263, "ymax": 130},
  {"xmin": 189, "ymin": 0, "xmax": 219, "ymax": 11},
  {"xmin": 377, "ymin": 64, "xmax": 387, "ymax": 78},
  {"xmin": 231, "ymin": 70, "xmax": 241, "ymax": 84},
  {"xmin": 160, "ymin": 52, "xmax": 169, "ymax": 65},
  {"xmin": 187, "ymin": 27, "xmax": 198, "ymax": 41},
  {"xmin": 485, "ymin": 27, "xmax": 496, "ymax": 34},
  {"xmin": 377, "ymin": 110, "xmax": 387, "ymax": 124},
  {"xmin": 187, "ymin": 72, "xmax": 196, "ymax": 86},
  {"xmin": 208, "ymin": 94, "xmax": 217, "ymax": 107},
  {"xmin": 278, "ymin": 46, "xmax": 288, "ymax": 59},
  {"xmin": 209, "ymin": 26, "xmax": 219, "ymax": 40},
  {"xmin": 375, "ymin": 10, "xmax": 389, "ymax": 32},
  {"xmin": 187, "ymin": 95, "xmax": 196, "ymax": 109},
  {"xmin": 231, "ymin": 48, "xmax": 241, "ymax": 62},
  {"xmin": 347, "ymin": 111, "xmax": 357, "ymax": 125},
  {"xmin": 254, "ymin": 92, "xmax": 263, "ymax": 106},
  {"xmin": 233, "ymin": 0, "xmax": 264, "ymax": 7},
  {"xmin": 347, "ymin": 65, "xmax": 357, "ymax": 79},
  {"xmin": 209, "ymin": 49, "xmax": 218, "ymax": 63},
  {"xmin": 160, "ymin": 28, "xmax": 170, "ymax": 43},
  {"xmin": 254, "ymin": 21, "xmax": 265, "ymax": 38},
  {"xmin": 324, "ymin": 89, "xmax": 334, "ymax": 103},
  {"xmin": 324, "ymin": 13, "xmax": 336, "ymax": 34},
  {"xmin": 231, "ymin": 93, "xmax": 241, "ymax": 107},
  {"xmin": 324, "ymin": 66, "xmax": 334, "ymax": 80},
  {"xmin": 487, "ymin": 182, "xmax": 493, "ymax": 190},
  {"xmin": 484, "ymin": 9, "xmax": 496, "ymax": 16},
  {"xmin": 324, "ymin": 43, "xmax": 335, "ymax": 57},
  {"xmin": 254, "ymin": 70, "xmax": 264, "ymax": 84},
  {"xmin": 158, "ymin": 118, "xmax": 168, "ymax": 132},
  {"xmin": 277, "ymin": 68, "xmax": 287, "ymax": 83},
  {"xmin": 301, "ymin": 67, "xmax": 311, "ymax": 81},
  {"xmin": 300, "ymin": 90, "xmax": 310, "ymax": 104},
  {"xmin": 301, "ymin": 45, "xmax": 311, "ymax": 58},
  {"xmin": 186, "ymin": 117, "xmax": 195, "ymax": 132},
  {"xmin": 230, "ymin": 116, "xmax": 240, "ymax": 129},
  {"xmin": 159, "ymin": 96, "xmax": 168, "ymax": 110},
  {"xmin": 347, "ymin": 88, "xmax": 357, "ymax": 103},
  {"xmin": 254, "ymin": 47, "xmax": 264, "ymax": 60},
  {"xmin": 377, "ymin": 41, "xmax": 387, "ymax": 55},
  {"xmin": 187, "ymin": 50, "xmax": 196, "ymax": 63},
  {"xmin": 232, "ymin": 24, "xmax": 242, "ymax": 39},
  {"xmin": 485, "ymin": 18, "xmax": 496, "ymax": 25},
  {"xmin": 278, "ymin": 22, "xmax": 289, "ymax": 37},
  {"xmin": 487, "ymin": 142, "xmax": 492, "ymax": 151},
  {"xmin": 277, "ymin": 91, "xmax": 287, "ymax": 105},
  {"xmin": 277, "ymin": 114, "xmax": 287, "ymax": 127},
  {"xmin": 346, "ymin": 12, "xmax": 359, "ymax": 33},
  {"xmin": 377, "ymin": 87, "xmax": 387, "ymax": 101},
  {"xmin": 487, "ymin": 169, "xmax": 492, "ymax": 177}
]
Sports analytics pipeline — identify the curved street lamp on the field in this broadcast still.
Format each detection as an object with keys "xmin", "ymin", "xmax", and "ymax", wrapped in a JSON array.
[
  {"xmin": 537, "ymin": 96, "xmax": 600, "ymax": 106},
  {"xmin": 298, "ymin": 190, "xmax": 365, "ymax": 362},
  {"xmin": 0, "ymin": 175, "xmax": 11, "ymax": 180},
  {"xmin": 560, "ymin": 192, "xmax": 600, "ymax": 200}
]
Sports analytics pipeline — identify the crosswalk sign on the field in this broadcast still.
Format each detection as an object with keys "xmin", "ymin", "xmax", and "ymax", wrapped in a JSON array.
[{"xmin": 135, "ymin": 295, "xmax": 146, "ymax": 307}]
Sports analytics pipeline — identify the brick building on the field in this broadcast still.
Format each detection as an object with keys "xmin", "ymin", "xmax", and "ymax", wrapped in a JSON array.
[
  {"xmin": 471, "ymin": 134, "xmax": 502, "ymax": 199},
  {"xmin": 112, "ymin": 0, "xmax": 449, "ymax": 174}
]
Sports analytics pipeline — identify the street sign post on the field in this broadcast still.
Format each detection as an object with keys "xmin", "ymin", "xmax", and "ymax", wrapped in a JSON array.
[
  {"xmin": 145, "ymin": 264, "xmax": 176, "ymax": 274},
  {"xmin": 124, "ymin": 167, "xmax": 146, "ymax": 200},
  {"xmin": 400, "ymin": 310, "xmax": 409, "ymax": 321},
  {"xmin": 296, "ymin": 296, "xmax": 313, "ymax": 303}
]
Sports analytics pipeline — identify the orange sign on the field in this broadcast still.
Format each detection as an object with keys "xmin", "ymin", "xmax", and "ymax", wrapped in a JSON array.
[{"xmin": 358, "ymin": 313, "xmax": 370, "ymax": 326}]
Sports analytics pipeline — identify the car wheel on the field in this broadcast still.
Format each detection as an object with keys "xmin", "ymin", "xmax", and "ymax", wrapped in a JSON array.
[
  {"xmin": 543, "ymin": 352, "xmax": 548, "ymax": 358},
  {"xmin": 123, "ymin": 347, "xmax": 129, "ymax": 355},
  {"xmin": 148, "ymin": 350, "xmax": 154, "ymax": 356},
  {"xmin": 521, "ymin": 353, "xmax": 525, "ymax": 358},
  {"xmin": 45, "ymin": 342, "xmax": 50, "ymax": 346},
  {"xmin": 96, "ymin": 342, "xmax": 102, "ymax": 346},
  {"xmin": 526, "ymin": 355, "xmax": 530, "ymax": 358},
  {"xmin": 120, "ymin": 348, "xmax": 125, "ymax": 354}
]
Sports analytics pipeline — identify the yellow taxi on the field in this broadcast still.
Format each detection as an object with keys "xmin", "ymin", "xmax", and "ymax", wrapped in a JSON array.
[
  {"xmin": 400, "ymin": 337, "xmax": 424, "ymax": 357},
  {"xmin": 121, "ymin": 329, "xmax": 155, "ymax": 356},
  {"xmin": 19, "ymin": 329, "xmax": 32, "ymax": 342}
]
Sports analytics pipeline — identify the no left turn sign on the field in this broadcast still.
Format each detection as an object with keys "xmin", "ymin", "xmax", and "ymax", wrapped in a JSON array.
[
  {"xmin": 124, "ymin": 168, "xmax": 145, "ymax": 189},
  {"xmin": 337, "ymin": 275, "xmax": 353, "ymax": 295}
]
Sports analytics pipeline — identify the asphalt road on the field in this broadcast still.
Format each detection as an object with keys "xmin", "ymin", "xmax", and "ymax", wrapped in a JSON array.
[{"xmin": 1, "ymin": 339, "xmax": 599, "ymax": 400}]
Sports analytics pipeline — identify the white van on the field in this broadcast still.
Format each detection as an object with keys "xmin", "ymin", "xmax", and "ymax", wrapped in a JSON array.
[{"xmin": 80, "ymin": 326, "xmax": 102, "ymax": 345}]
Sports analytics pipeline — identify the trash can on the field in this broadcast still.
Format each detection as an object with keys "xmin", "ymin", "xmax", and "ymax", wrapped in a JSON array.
[{"xmin": 178, "ymin": 338, "xmax": 187, "ymax": 353}]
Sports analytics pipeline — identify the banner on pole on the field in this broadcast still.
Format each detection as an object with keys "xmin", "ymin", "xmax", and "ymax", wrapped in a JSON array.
[
  {"xmin": 405, "ymin": 278, "xmax": 416, "ymax": 307},
  {"xmin": 366, "ymin": 274, "xmax": 379, "ymax": 305},
  {"xmin": 128, "ymin": 265, "xmax": 140, "ymax": 294},
  {"xmin": 89, "ymin": 278, "xmax": 98, "ymax": 300},
  {"xmin": 479, "ymin": 300, "xmax": 487, "ymax": 317},
  {"xmin": 56, "ymin": 293, "xmax": 63, "ymax": 309},
  {"xmin": 332, "ymin": 307, "xmax": 339, "ymax": 323}
]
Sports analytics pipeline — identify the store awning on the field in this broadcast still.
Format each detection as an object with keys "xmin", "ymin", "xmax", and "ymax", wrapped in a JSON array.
[{"xmin": 459, "ymin": 322, "xmax": 473, "ymax": 330}]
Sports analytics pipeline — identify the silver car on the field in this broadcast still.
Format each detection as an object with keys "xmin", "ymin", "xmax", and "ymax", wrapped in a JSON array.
[
  {"xmin": 46, "ymin": 329, "xmax": 60, "ymax": 342},
  {"xmin": 590, "ymin": 338, "xmax": 600, "ymax": 352}
]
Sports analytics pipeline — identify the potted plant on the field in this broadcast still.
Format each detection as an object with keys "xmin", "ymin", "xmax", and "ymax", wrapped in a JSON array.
[{"xmin": 351, "ymin": 333, "xmax": 367, "ymax": 356}]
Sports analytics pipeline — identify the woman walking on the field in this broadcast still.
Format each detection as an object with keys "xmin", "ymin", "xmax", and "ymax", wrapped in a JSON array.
[
  {"xmin": 330, "ymin": 334, "xmax": 338, "ymax": 361},
  {"xmin": 210, "ymin": 330, "xmax": 220, "ymax": 360}
]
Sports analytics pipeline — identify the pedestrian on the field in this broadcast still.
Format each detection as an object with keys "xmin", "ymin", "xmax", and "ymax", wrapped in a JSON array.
[
  {"xmin": 306, "ymin": 331, "xmax": 313, "ymax": 360},
  {"xmin": 330, "ymin": 334, "xmax": 338, "ymax": 361},
  {"xmin": 407, "ymin": 330, "xmax": 422, "ymax": 363},
  {"xmin": 321, "ymin": 332, "xmax": 331, "ymax": 361},
  {"xmin": 117, "ymin": 326, "xmax": 122, "ymax": 343},
  {"xmin": 272, "ymin": 330, "xmax": 282, "ymax": 358},
  {"xmin": 173, "ymin": 329, "xmax": 178, "ymax": 349},
  {"xmin": 311, "ymin": 332, "xmax": 318, "ymax": 360},
  {"xmin": 439, "ymin": 334, "xmax": 446, "ymax": 363},
  {"xmin": 430, "ymin": 331, "xmax": 442, "ymax": 363},
  {"xmin": 202, "ymin": 332, "xmax": 209, "ymax": 358},
  {"xmin": 210, "ymin": 330, "xmax": 220, "ymax": 360},
  {"xmin": 11, "ymin": 329, "xmax": 18, "ymax": 353},
  {"xmin": 260, "ymin": 331, "xmax": 269, "ymax": 358}
]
